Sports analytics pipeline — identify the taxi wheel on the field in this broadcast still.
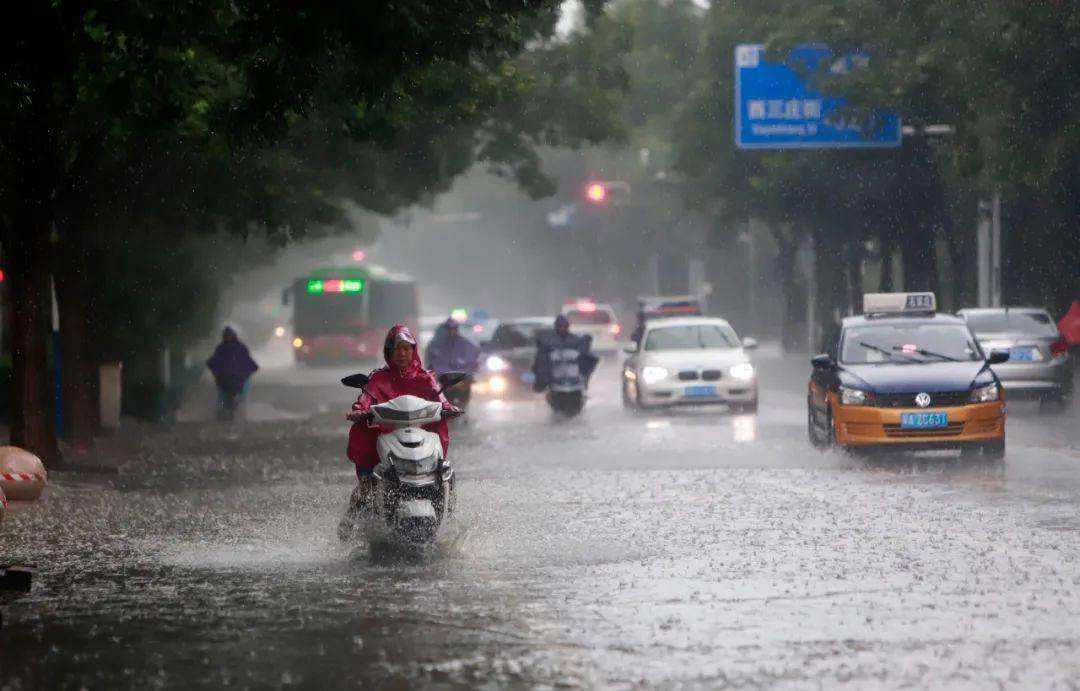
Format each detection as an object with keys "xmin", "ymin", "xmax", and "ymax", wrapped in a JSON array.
[
  {"xmin": 982, "ymin": 437, "xmax": 1006, "ymax": 462},
  {"xmin": 808, "ymin": 403, "xmax": 833, "ymax": 449}
]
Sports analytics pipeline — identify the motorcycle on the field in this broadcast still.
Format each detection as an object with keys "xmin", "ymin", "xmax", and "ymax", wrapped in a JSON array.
[
  {"xmin": 340, "ymin": 371, "xmax": 466, "ymax": 544},
  {"xmin": 541, "ymin": 343, "xmax": 595, "ymax": 418}
]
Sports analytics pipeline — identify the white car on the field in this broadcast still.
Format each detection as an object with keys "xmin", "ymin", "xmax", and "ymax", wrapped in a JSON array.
[
  {"xmin": 622, "ymin": 317, "xmax": 758, "ymax": 412},
  {"xmin": 562, "ymin": 301, "xmax": 622, "ymax": 352}
]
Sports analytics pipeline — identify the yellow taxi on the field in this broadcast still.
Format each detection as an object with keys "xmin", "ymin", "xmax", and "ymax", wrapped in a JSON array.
[{"xmin": 808, "ymin": 293, "xmax": 1009, "ymax": 459}]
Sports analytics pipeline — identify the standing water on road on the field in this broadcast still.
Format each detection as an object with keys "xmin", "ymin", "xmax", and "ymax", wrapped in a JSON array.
[{"xmin": 3, "ymin": 355, "xmax": 1079, "ymax": 687}]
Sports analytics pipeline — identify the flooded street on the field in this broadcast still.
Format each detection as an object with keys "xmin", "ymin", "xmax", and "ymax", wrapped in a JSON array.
[{"xmin": 3, "ymin": 351, "xmax": 1080, "ymax": 689}]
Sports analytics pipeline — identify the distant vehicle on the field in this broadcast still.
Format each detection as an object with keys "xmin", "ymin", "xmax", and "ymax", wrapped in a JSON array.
[
  {"xmin": 809, "ymin": 293, "xmax": 1008, "ymax": 460},
  {"xmin": 958, "ymin": 307, "xmax": 1073, "ymax": 408},
  {"xmin": 561, "ymin": 300, "xmax": 621, "ymax": 352},
  {"xmin": 285, "ymin": 265, "xmax": 418, "ymax": 365},
  {"xmin": 623, "ymin": 316, "xmax": 758, "ymax": 412},
  {"xmin": 476, "ymin": 317, "xmax": 550, "ymax": 398},
  {"xmin": 637, "ymin": 295, "xmax": 704, "ymax": 320},
  {"xmin": 462, "ymin": 310, "xmax": 501, "ymax": 345},
  {"xmin": 427, "ymin": 308, "xmax": 501, "ymax": 347}
]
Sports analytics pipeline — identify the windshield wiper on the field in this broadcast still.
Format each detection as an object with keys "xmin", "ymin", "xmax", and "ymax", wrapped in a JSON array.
[
  {"xmin": 858, "ymin": 341, "xmax": 920, "ymax": 363},
  {"xmin": 891, "ymin": 346, "xmax": 960, "ymax": 362}
]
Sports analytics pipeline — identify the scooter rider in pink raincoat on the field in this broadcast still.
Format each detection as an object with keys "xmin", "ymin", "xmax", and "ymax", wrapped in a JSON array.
[{"xmin": 339, "ymin": 325, "xmax": 460, "ymax": 538}]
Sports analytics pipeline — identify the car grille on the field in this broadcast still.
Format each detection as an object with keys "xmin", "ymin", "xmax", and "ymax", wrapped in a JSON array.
[
  {"xmin": 883, "ymin": 422, "xmax": 965, "ymax": 438},
  {"xmin": 874, "ymin": 391, "xmax": 970, "ymax": 408},
  {"xmin": 677, "ymin": 369, "xmax": 724, "ymax": 381}
]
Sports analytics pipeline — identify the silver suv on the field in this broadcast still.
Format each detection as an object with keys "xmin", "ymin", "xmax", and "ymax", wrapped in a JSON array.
[{"xmin": 958, "ymin": 307, "xmax": 1073, "ymax": 408}]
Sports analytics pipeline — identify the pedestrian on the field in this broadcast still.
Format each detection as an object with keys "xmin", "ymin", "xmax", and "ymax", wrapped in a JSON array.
[{"xmin": 206, "ymin": 326, "xmax": 259, "ymax": 421}]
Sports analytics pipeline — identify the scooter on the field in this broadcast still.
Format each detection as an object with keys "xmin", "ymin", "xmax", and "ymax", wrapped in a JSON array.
[
  {"xmin": 340, "ymin": 372, "xmax": 466, "ymax": 544},
  {"xmin": 544, "ymin": 347, "xmax": 590, "ymax": 417}
]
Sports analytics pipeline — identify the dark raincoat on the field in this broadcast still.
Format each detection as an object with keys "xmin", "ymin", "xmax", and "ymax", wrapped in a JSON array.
[
  {"xmin": 347, "ymin": 325, "xmax": 451, "ymax": 472},
  {"xmin": 531, "ymin": 330, "xmax": 598, "ymax": 392},
  {"xmin": 206, "ymin": 327, "xmax": 259, "ymax": 393}
]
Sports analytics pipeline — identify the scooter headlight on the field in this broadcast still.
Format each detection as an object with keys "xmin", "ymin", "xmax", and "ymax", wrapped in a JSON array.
[
  {"xmin": 641, "ymin": 366, "xmax": 670, "ymax": 385},
  {"xmin": 486, "ymin": 355, "xmax": 509, "ymax": 372},
  {"xmin": 389, "ymin": 453, "xmax": 438, "ymax": 475}
]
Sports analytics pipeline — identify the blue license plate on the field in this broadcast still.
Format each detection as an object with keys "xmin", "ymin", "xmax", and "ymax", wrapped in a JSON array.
[
  {"xmin": 521, "ymin": 371, "xmax": 536, "ymax": 384},
  {"xmin": 684, "ymin": 385, "xmax": 717, "ymax": 397},
  {"xmin": 1008, "ymin": 347, "xmax": 1036, "ymax": 361},
  {"xmin": 901, "ymin": 412, "xmax": 948, "ymax": 429}
]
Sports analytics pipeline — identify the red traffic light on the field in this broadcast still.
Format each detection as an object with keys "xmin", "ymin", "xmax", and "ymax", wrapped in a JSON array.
[{"xmin": 585, "ymin": 182, "xmax": 607, "ymax": 203}]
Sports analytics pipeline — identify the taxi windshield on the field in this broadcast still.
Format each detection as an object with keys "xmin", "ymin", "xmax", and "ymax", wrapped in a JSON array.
[{"xmin": 840, "ymin": 323, "xmax": 982, "ymax": 364}]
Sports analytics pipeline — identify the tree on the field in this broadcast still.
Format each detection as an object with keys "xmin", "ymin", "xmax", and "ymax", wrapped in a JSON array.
[{"xmin": 1, "ymin": 0, "xmax": 616, "ymax": 463}]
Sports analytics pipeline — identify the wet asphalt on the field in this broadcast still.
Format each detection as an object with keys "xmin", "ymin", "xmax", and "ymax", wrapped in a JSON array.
[{"xmin": 2, "ymin": 348, "xmax": 1079, "ymax": 689}]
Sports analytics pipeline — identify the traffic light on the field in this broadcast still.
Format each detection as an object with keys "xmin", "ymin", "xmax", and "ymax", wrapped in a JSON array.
[{"xmin": 585, "ymin": 182, "xmax": 607, "ymax": 204}]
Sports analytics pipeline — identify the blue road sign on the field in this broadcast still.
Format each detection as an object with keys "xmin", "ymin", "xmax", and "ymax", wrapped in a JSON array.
[{"xmin": 735, "ymin": 44, "xmax": 901, "ymax": 150}]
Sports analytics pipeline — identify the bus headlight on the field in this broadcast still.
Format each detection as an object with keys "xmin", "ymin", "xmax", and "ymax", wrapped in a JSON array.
[
  {"xmin": 729, "ymin": 363, "xmax": 755, "ymax": 381},
  {"xmin": 292, "ymin": 337, "xmax": 304, "ymax": 348},
  {"xmin": 641, "ymin": 366, "xmax": 669, "ymax": 385}
]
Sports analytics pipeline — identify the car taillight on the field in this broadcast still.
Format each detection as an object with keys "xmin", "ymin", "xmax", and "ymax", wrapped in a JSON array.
[
  {"xmin": 610, "ymin": 324, "xmax": 621, "ymax": 335},
  {"xmin": 1050, "ymin": 338, "xmax": 1068, "ymax": 358}
]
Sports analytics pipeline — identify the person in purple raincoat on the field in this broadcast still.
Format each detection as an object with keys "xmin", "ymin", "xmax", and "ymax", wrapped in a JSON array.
[{"xmin": 206, "ymin": 326, "xmax": 259, "ymax": 419}]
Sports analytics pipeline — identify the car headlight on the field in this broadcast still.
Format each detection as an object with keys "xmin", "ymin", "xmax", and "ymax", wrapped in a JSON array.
[
  {"xmin": 641, "ymin": 366, "xmax": 670, "ymax": 384},
  {"xmin": 970, "ymin": 383, "xmax": 1000, "ymax": 403},
  {"xmin": 729, "ymin": 363, "xmax": 755, "ymax": 381},
  {"xmin": 840, "ymin": 386, "xmax": 869, "ymax": 406},
  {"xmin": 486, "ymin": 355, "xmax": 509, "ymax": 372},
  {"xmin": 488, "ymin": 375, "xmax": 508, "ymax": 394}
]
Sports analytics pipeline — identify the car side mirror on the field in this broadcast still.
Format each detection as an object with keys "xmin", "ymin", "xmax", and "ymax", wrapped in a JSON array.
[
  {"xmin": 623, "ymin": 344, "xmax": 638, "ymax": 355},
  {"xmin": 742, "ymin": 337, "xmax": 758, "ymax": 350},
  {"xmin": 810, "ymin": 353, "xmax": 835, "ymax": 370},
  {"xmin": 341, "ymin": 373, "xmax": 370, "ymax": 389},
  {"xmin": 987, "ymin": 349, "xmax": 1010, "ymax": 365}
]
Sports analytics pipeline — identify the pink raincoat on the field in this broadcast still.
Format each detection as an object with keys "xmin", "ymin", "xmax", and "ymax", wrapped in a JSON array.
[{"xmin": 347, "ymin": 325, "xmax": 451, "ymax": 473}]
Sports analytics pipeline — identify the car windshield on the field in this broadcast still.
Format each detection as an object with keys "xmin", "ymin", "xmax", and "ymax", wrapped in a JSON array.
[
  {"xmin": 964, "ymin": 310, "xmax": 1058, "ymax": 337},
  {"xmin": 644, "ymin": 324, "xmax": 739, "ymax": 351},
  {"xmin": 566, "ymin": 309, "xmax": 612, "ymax": 325},
  {"xmin": 841, "ymin": 323, "xmax": 982, "ymax": 364}
]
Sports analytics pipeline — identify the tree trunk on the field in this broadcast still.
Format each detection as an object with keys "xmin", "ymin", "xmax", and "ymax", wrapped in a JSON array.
[
  {"xmin": 55, "ymin": 245, "xmax": 98, "ymax": 452},
  {"xmin": 879, "ymin": 229, "xmax": 895, "ymax": 293},
  {"xmin": 772, "ymin": 226, "xmax": 802, "ymax": 352},
  {"xmin": 846, "ymin": 233, "xmax": 864, "ymax": 314},
  {"xmin": 8, "ymin": 226, "xmax": 60, "ymax": 466},
  {"xmin": 899, "ymin": 228, "xmax": 933, "ymax": 291}
]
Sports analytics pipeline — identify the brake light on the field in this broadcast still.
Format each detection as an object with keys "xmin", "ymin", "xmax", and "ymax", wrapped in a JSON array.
[
  {"xmin": 1051, "ymin": 338, "xmax": 1068, "ymax": 358},
  {"xmin": 610, "ymin": 323, "xmax": 621, "ymax": 335}
]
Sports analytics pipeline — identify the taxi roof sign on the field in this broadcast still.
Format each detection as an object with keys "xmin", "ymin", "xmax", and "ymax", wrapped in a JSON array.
[{"xmin": 863, "ymin": 292, "xmax": 936, "ymax": 316}]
